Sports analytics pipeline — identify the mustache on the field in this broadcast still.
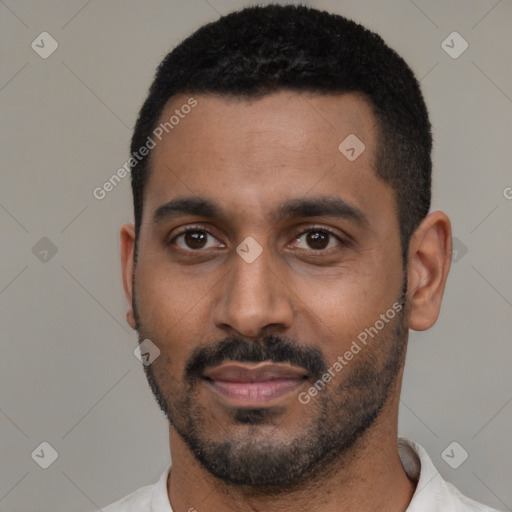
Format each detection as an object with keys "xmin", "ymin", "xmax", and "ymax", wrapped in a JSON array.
[{"xmin": 184, "ymin": 334, "xmax": 328, "ymax": 383}]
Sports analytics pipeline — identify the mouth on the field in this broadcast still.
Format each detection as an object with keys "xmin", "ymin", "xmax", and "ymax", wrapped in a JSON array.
[{"xmin": 202, "ymin": 361, "xmax": 308, "ymax": 407}]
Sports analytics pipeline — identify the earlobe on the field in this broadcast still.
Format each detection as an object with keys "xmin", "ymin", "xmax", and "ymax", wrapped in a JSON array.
[
  {"xmin": 120, "ymin": 223, "xmax": 137, "ymax": 330},
  {"xmin": 406, "ymin": 211, "xmax": 452, "ymax": 331}
]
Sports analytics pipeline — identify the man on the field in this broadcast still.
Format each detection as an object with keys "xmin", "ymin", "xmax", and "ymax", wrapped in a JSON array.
[{"xmin": 104, "ymin": 4, "xmax": 499, "ymax": 511}]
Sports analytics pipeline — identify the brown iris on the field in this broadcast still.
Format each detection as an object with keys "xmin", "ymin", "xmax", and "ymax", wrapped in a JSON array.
[
  {"xmin": 184, "ymin": 231, "xmax": 208, "ymax": 249},
  {"xmin": 305, "ymin": 231, "xmax": 330, "ymax": 250}
]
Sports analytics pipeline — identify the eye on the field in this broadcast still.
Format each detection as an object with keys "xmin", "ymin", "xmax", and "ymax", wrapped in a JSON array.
[
  {"xmin": 170, "ymin": 227, "xmax": 224, "ymax": 251},
  {"xmin": 291, "ymin": 228, "xmax": 342, "ymax": 251}
]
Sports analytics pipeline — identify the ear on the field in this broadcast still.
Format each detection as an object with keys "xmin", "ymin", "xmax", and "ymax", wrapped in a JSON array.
[
  {"xmin": 406, "ymin": 210, "xmax": 452, "ymax": 331},
  {"xmin": 120, "ymin": 223, "xmax": 137, "ymax": 330}
]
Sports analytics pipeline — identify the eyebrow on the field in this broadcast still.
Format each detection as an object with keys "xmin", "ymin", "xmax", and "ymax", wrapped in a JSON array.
[
  {"xmin": 275, "ymin": 196, "xmax": 367, "ymax": 225},
  {"xmin": 152, "ymin": 196, "xmax": 367, "ymax": 227},
  {"xmin": 152, "ymin": 197, "xmax": 220, "ymax": 225}
]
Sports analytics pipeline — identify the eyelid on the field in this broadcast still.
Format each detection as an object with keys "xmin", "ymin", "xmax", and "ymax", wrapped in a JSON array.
[
  {"xmin": 167, "ymin": 223, "xmax": 350, "ymax": 249},
  {"xmin": 168, "ymin": 225, "xmax": 224, "ymax": 247},
  {"xmin": 289, "ymin": 224, "xmax": 348, "ymax": 246}
]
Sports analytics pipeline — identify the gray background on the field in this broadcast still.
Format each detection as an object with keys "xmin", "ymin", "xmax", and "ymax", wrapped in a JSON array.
[{"xmin": 0, "ymin": 0, "xmax": 511, "ymax": 511}]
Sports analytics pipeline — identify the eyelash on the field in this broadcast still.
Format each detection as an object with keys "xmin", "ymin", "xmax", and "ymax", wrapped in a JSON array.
[{"xmin": 168, "ymin": 224, "xmax": 347, "ymax": 251}]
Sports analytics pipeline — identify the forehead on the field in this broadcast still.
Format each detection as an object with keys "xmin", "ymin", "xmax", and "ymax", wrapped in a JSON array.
[{"xmin": 142, "ymin": 91, "xmax": 392, "ymax": 228}]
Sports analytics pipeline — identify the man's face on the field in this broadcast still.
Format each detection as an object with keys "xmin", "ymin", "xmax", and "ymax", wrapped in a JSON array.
[{"xmin": 130, "ymin": 91, "xmax": 407, "ymax": 488}]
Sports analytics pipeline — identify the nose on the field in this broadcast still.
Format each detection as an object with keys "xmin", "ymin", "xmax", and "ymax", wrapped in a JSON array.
[{"xmin": 211, "ymin": 246, "xmax": 294, "ymax": 339}]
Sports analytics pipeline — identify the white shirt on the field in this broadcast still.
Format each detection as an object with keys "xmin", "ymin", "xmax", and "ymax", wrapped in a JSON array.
[{"xmin": 99, "ymin": 438, "xmax": 500, "ymax": 511}]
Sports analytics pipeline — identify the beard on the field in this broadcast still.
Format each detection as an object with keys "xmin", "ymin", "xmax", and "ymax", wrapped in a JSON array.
[{"xmin": 133, "ymin": 290, "xmax": 408, "ymax": 491}]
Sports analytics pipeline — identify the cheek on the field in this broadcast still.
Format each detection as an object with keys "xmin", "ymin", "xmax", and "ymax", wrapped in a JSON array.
[
  {"xmin": 285, "ymin": 260, "xmax": 403, "ymax": 362},
  {"xmin": 292, "ymin": 257, "xmax": 401, "ymax": 321},
  {"xmin": 134, "ymin": 259, "xmax": 218, "ymax": 363},
  {"xmin": 136, "ymin": 241, "xmax": 213, "ymax": 316}
]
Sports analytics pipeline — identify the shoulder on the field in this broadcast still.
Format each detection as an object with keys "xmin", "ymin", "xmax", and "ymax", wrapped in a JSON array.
[
  {"xmin": 90, "ymin": 464, "xmax": 173, "ymax": 512},
  {"xmin": 441, "ymin": 480, "xmax": 502, "ymax": 512},
  {"xmin": 98, "ymin": 483, "xmax": 154, "ymax": 512},
  {"xmin": 399, "ymin": 437, "xmax": 501, "ymax": 512}
]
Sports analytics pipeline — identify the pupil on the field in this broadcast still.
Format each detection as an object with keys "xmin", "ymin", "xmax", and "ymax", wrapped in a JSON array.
[
  {"xmin": 185, "ymin": 231, "xmax": 206, "ymax": 249},
  {"xmin": 307, "ymin": 231, "xmax": 328, "ymax": 249}
]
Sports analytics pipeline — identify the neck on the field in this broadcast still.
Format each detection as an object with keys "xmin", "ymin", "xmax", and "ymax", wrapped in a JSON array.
[{"xmin": 167, "ymin": 394, "xmax": 416, "ymax": 512}]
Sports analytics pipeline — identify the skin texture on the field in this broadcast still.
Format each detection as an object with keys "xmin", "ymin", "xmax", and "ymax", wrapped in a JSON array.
[{"xmin": 120, "ymin": 91, "xmax": 452, "ymax": 512}]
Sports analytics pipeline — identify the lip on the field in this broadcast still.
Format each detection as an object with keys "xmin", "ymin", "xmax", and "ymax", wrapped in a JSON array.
[
  {"xmin": 203, "ymin": 361, "xmax": 308, "ymax": 382},
  {"xmin": 203, "ymin": 362, "xmax": 308, "ymax": 406}
]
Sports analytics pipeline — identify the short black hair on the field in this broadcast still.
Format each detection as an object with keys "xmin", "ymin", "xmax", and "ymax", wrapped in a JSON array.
[{"xmin": 130, "ymin": 4, "xmax": 432, "ymax": 258}]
